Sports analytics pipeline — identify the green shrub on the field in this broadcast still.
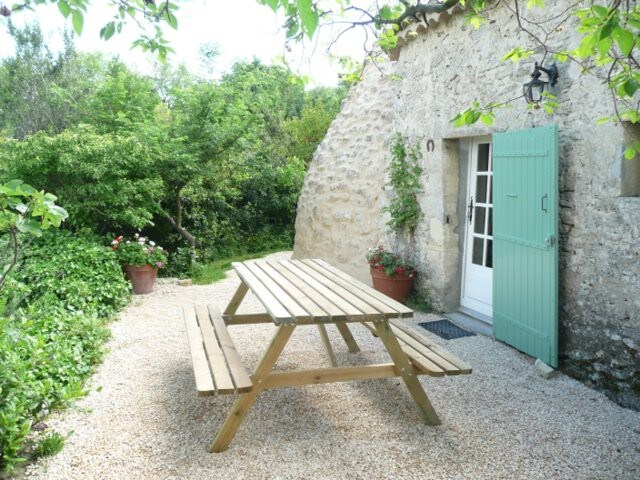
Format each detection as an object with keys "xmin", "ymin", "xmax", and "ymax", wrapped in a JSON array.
[
  {"xmin": 0, "ymin": 231, "xmax": 129, "ymax": 473},
  {"xmin": 6, "ymin": 231, "xmax": 129, "ymax": 317}
]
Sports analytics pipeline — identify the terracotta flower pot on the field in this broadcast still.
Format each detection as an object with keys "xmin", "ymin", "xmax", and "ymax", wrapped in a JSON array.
[
  {"xmin": 125, "ymin": 264, "xmax": 158, "ymax": 294},
  {"xmin": 370, "ymin": 266, "xmax": 414, "ymax": 303}
]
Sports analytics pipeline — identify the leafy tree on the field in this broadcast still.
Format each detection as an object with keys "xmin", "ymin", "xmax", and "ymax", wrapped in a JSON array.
[
  {"xmin": 0, "ymin": 126, "xmax": 164, "ymax": 232},
  {"xmin": 4, "ymin": 1, "xmax": 634, "ymax": 154},
  {"xmin": 0, "ymin": 23, "xmax": 101, "ymax": 138},
  {"xmin": 79, "ymin": 59, "xmax": 161, "ymax": 133}
]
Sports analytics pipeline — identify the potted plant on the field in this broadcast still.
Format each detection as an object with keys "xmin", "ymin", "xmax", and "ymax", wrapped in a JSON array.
[
  {"xmin": 111, "ymin": 234, "xmax": 168, "ymax": 294},
  {"xmin": 366, "ymin": 246, "xmax": 415, "ymax": 303}
]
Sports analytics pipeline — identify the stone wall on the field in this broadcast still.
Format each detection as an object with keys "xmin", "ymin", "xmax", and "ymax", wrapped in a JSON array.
[{"xmin": 293, "ymin": 1, "xmax": 640, "ymax": 409}]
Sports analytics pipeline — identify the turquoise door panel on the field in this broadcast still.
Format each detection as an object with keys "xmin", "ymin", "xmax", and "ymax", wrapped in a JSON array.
[{"xmin": 493, "ymin": 125, "xmax": 558, "ymax": 367}]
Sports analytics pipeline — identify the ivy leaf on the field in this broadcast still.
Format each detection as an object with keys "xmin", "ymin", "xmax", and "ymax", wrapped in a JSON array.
[
  {"xmin": 71, "ymin": 9, "xmax": 84, "ymax": 35},
  {"xmin": 612, "ymin": 27, "xmax": 634, "ymax": 56}
]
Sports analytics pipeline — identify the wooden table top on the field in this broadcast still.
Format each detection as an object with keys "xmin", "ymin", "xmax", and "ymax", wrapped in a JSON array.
[{"xmin": 232, "ymin": 259, "xmax": 413, "ymax": 325}]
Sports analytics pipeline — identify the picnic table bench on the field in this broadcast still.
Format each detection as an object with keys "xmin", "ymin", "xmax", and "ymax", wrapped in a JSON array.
[{"xmin": 183, "ymin": 259, "xmax": 472, "ymax": 452}]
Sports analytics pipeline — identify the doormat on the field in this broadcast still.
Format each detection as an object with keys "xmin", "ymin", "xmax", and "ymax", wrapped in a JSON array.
[{"xmin": 418, "ymin": 319, "xmax": 476, "ymax": 340}]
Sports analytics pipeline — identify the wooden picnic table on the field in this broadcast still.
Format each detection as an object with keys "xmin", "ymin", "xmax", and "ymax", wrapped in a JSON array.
[{"xmin": 183, "ymin": 259, "xmax": 472, "ymax": 452}]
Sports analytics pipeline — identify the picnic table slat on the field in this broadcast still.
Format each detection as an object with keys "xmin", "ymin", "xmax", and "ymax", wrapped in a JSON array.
[
  {"xmin": 254, "ymin": 262, "xmax": 330, "ymax": 321},
  {"xmin": 183, "ymin": 306, "xmax": 215, "ymax": 395},
  {"xmin": 233, "ymin": 262, "xmax": 293, "ymax": 323},
  {"xmin": 207, "ymin": 305, "xmax": 253, "ymax": 392},
  {"xmin": 195, "ymin": 305, "xmax": 235, "ymax": 393},
  {"xmin": 267, "ymin": 261, "xmax": 347, "ymax": 320},
  {"xmin": 311, "ymin": 259, "xmax": 414, "ymax": 317},
  {"xmin": 276, "ymin": 261, "xmax": 366, "ymax": 320},
  {"xmin": 301, "ymin": 259, "xmax": 407, "ymax": 318},
  {"xmin": 244, "ymin": 261, "xmax": 311, "ymax": 320},
  {"xmin": 289, "ymin": 260, "xmax": 386, "ymax": 319}
]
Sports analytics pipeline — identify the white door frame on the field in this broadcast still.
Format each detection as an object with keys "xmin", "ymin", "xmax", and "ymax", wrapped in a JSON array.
[{"xmin": 460, "ymin": 137, "xmax": 493, "ymax": 320}]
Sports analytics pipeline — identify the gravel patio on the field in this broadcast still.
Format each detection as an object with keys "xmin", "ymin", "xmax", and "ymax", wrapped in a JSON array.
[{"xmin": 24, "ymin": 252, "xmax": 640, "ymax": 480}]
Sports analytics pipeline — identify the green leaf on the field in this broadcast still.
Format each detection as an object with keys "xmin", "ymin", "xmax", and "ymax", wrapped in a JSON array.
[
  {"xmin": 526, "ymin": 0, "xmax": 544, "ymax": 8},
  {"xmin": 622, "ymin": 78, "xmax": 639, "ymax": 97},
  {"xmin": 591, "ymin": 5, "xmax": 610, "ymax": 20},
  {"xmin": 480, "ymin": 113, "xmax": 494, "ymax": 126},
  {"xmin": 16, "ymin": 219, "xmax": 42, "ymax": 236},
  {"xmin": 260, "ymin": 0, "xmax": 279, "ymax": 11},
  {"xmin": 502, "ymin": 46, "xmax": 535, "ymax": 62},
  {"xmin": 597, "ymin": 36, "xmax": 612, "ymax": 55},
  {"xmin": 613, "ymin": 27, "xmax": 634, "ymax": 56},
  {"xmin": 624, "ymin": 147, "xmax": 636, "ymax": 160},
  {"xmin": 71, "ymin": 9, "xmax": 84, "ymax": 35},
  {"xmin": 100, "ymin": 22, "xmax": 116, "ymax": 41},
  {"xmin": 57, "ymin": 1, "xmax": 71, "ymax": 18},
  {"xmin": 296, "ymin": 0, "xmax": 318, "ymax": 38},
  {"xmin": 165, "ymin": 12, "xmax": 178, "ymax": 29}
]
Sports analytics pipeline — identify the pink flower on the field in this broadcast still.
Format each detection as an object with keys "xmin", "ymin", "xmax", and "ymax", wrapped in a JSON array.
[{"xmin": 155, "ymin": 261, "xmax": 164, "ymax": 268}]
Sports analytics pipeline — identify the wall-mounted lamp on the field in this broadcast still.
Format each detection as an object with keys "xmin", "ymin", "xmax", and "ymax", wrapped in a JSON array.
[{"xmin": 523, "ymin": 62, "xmax": 559, "ymax": 104}]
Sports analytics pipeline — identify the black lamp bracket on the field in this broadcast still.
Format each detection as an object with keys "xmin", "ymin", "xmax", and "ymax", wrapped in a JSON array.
[{"xmin": 533, "ymin": 62, "xmax": 559, "ymax": 87}]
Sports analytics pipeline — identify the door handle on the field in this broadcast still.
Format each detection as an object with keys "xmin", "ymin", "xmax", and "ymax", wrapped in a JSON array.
[
  {"xmin": 541, "ymin": 194, "xmax": 548, "ymax": 213},
  {"xmin": 545, "ymin": 235, "xmax": 556, "ymax": 247},
  {"xmin": 467, "ymin": 196, "xmax": 474, "ymax": 225}
]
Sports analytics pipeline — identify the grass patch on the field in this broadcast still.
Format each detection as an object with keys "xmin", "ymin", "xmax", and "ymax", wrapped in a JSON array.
[{"xmin": 191, "ymin": 249, "xmax": 289, "ymax": 285}]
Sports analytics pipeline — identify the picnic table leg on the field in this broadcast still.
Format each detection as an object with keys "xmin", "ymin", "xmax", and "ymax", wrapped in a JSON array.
[
  {"xmin": 335, "ymin": 321, "xmax": 360, "ymax": 353},
  {"xmin": 373, "ymin": 320, "xmax": 441, "ymax": 426},
  {"xmin": 317, "ymin": 324, "xmax": 337, "ymax": 366},
  {"xmin": 210, "ymin": 324, "xmax": 295, "ymax": 453},
  {"xmin": 223, "ymin": 282, "xmax": 249, "ymax": 316}
]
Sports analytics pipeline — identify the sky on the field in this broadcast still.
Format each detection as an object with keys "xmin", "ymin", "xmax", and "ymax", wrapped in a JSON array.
[{"xmin": 0, "ymin": 0, "xmax": 370, "ymax": 86}]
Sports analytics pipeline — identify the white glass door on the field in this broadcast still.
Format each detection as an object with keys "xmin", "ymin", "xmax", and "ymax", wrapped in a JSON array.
[{"xmin": 461, "ymin": 138, "xmax": 493, "ymax": 319}]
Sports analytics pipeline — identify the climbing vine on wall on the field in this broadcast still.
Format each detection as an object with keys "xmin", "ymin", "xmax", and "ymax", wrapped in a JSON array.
[{"xmin": 383, "ymin": 133, "xmax": 424, "ymax": 235}]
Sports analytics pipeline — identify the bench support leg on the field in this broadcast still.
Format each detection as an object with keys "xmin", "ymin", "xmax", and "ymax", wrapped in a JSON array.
[
  {"xmin": 210, "ymin": 324, "xmax": 295, "ymax": 452},
  {"xmin": 223, "ymin": 282, "xmax": 249, "ymax": 316},
  {"xmin": 335, "ymin": 321, "xmax": 360, "ymax": 353},
  {"xmin": 374, "ymin": 320, "xmax": 441, "ymax": 426},
  {"xmin": 317, "ymin": 324, "xmax": 337, "ymax": 367}
]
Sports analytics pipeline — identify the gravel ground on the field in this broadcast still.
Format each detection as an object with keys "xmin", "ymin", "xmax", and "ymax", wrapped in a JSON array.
[{"xmin": 23, "ymin": 252, "xmax": 640, "ymax": 480}]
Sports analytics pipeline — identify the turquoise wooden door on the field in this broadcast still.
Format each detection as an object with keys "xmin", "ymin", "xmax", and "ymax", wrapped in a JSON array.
[{"xmin": 492, "ymin": 125, "xmax": 558, "ymax": 367}]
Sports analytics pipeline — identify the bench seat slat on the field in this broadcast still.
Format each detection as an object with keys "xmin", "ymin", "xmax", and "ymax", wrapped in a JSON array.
[
  {"xmin": 400, "ymin": 343, "xmax": 446, "ymax": 376},
  {"xmin": 207, "ymin": 305, "xmax": 253, "ymax": 393},
  {"xmin": 363, "ymin": 321, "xmax": 472, "ymax": 377},
  {"xmin": 390, "ymin": 319, "xmax": 473, "ymax": 374},
  {"xmin": 390, "ymin": 326, "xmax": 462, "ymax": 375},
  {"xmin": 195, "ymin": 305, "xmax": 236, "ymax": 393},
  {"xmin": 183, "ymin": 306, "xmax": 215, "ymax": 395}
]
